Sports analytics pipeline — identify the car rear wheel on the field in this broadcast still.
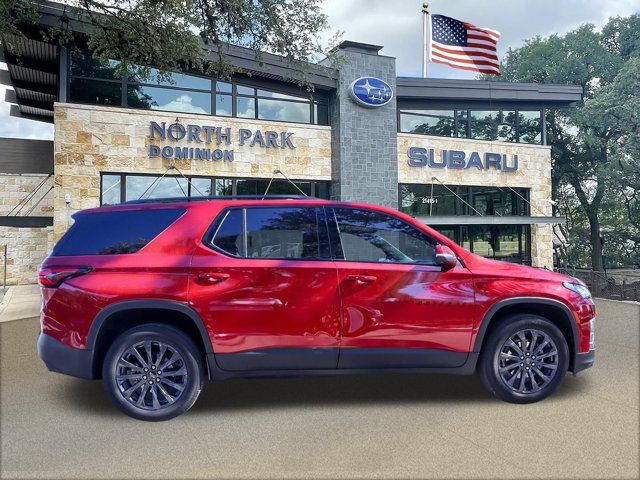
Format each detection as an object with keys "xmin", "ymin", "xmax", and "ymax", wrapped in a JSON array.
[
  {"xmin": 479, "ymin": 314, "xmax": 569, "ymax": 404},
  {"xmin": 102, "ymin": 324, "xmax": 204, "ymax": 421}
]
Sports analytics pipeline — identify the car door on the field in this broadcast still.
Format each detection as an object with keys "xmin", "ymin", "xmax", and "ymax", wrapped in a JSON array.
[
  {"xmin": 327, "ymin": 207, "xmax": 476, "ymax": 369},
  {"xmin": 189, "ymin": 205, "xmax": 341, "ymax": 371}
]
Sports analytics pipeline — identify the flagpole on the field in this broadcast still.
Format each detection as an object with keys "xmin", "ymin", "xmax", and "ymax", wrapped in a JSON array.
[{"xmin": 422, "ymin": 2, "xmax": 430, "ymax": 78}]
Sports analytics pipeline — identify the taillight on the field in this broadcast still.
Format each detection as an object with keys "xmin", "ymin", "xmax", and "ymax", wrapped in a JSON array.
[{"xmin": 38, "ymin": 267, "xmax": 92, "ymax": 288}]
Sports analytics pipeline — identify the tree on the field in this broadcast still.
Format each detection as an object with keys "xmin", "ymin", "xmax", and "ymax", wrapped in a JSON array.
[
  {"xmin": 0, "ymin": 0, "xmax": 333, "ymax": 86},
  {"xmin": 486, "ymin": 16, "xmax": 640, "ymax": 270}
]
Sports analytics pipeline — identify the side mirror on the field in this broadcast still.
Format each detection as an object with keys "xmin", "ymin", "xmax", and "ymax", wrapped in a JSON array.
[{"xmin": 434, "ymin": 245, "xmax": 457, "ymax": 270}]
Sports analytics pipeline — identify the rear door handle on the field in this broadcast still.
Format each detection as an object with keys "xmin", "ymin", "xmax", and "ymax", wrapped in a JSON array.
[
  {"xmin": 346, "ymin": 274, "xmax": 377, "ymax": 285},
  {"xmin": 195, "ymin": 272, "xmax": 230, "ymax": 285}
]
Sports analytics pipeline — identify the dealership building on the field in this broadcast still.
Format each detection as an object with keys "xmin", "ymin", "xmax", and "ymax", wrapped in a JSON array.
[{"xmin": 0, "ymin": 1, "xmax": 582, "ymax": 285}]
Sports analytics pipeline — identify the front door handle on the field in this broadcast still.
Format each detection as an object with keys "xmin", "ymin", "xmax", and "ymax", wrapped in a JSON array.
[
  {"xmin": 195, "ymin": 272, "xmax": 230, "ymax": 285},
  {"xmin": 346, "ymin": 274, "xmax": 377, "ymax": 285}
]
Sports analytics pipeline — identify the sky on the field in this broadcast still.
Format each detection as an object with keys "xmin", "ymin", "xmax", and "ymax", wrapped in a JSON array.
[{"xmin": 1, "ymin": 0, "xmax": 639, "ymax": 141}]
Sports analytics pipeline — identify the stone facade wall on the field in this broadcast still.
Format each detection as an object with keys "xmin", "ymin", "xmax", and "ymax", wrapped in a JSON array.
[
  {"xmin": 0, "ymin": 226, "xmax": 53, "ymax": 285},
  {"xmin": 0, "ymin": 174, "xmax": 54, "ymax": 285},
  {"xmin": 53, "ymin": 103, "xmax": 332, "ymax": 240},
  {"xmin": 0, "ymin": 174, "xmax": 53, "ymax": 216},
  {"xmin": 397, "ymin": 134, "xmax": 554, "ymax": 268},
  {"xmin": 324, "ymin": 50, "xmax": 398, "ymax": 208}
]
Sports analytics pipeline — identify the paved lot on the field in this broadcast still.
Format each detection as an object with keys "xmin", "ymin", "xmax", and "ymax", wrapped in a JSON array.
[{"xmin": 1, "ymin": 299, "xmax": 638, "ymax": 479}]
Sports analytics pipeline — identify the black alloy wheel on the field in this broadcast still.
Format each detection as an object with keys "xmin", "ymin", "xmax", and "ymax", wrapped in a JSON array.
[
  {"xmin": 479, "ymin": 314, "xmax": 569, "ymax": 404},
  {"xmin": 102, "ymin": 324, "xmax": 204, "ymax": 421}
]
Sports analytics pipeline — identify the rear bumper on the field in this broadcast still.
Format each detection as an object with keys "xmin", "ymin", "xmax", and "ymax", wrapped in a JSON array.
[
  {"xmin": 572, "ymin": 349, "xmax": 595, "ymax": 374},
  {"xmin": 38, "ymin": 333, "xmax": 95, "ymax": 379}
]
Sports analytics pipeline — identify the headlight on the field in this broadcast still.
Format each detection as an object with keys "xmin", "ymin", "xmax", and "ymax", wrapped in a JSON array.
[{"xmin": 563, "ymin": 281, "xmax": 592, "ymax": 299}]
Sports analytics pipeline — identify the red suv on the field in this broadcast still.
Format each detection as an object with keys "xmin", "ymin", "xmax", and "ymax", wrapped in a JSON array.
[{"xmin": 38, "ymin": 196, "xmax": 595, "ymax": 421}]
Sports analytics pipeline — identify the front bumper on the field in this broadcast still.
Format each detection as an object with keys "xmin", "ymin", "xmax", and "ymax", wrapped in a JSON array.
[
  {"xmin": 38, "ymin": 333, "xmax": 95, "ymax": 379},
  {"xmin": 572, "ymin": 349, "xmax": 595, "ymax": 374}
]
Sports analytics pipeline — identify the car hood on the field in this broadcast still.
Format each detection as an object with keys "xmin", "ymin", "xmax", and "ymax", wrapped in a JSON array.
[{"xmin": 462, "ymin": 253, "xmax": 574, "ymax": 283}]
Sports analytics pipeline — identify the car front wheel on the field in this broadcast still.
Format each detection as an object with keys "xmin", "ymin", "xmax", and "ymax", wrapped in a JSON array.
[
  {"xmin": 102, "ymin": 324, "xmax": 204, "ymax": 421},
  {"xmin": 479, "ymin": 314, "xmax": 569, "ymax": 404}
]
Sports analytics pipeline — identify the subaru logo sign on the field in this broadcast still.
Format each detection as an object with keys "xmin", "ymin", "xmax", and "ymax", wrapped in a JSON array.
[{"xmin": 349, "ymin": 77, "xmax": 393, "ymax": 107}]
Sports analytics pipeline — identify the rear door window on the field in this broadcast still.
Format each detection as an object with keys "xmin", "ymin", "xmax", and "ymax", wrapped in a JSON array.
[
  {"xmin": 51, "ymin": 209, "xmax": 185, "ymax": 256},
  {"xmin": 245, "ymin": 207, "xmax": 323, "ymax": 259},
  {"xmin": 209, "ymin": 206, "xmax": 328, "ymax": 259},
  {"xmin": 211, "ymin": 209, "xmax": 244, "ymax": 256}
]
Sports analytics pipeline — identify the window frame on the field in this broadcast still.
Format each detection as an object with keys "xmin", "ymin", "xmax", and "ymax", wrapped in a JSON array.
[
  {"xmin": 326, "ymin": 206, "xmax": 444, "ymax": 267},
  {"xmin": 67, "ymin": 48, "xmax": 330, "ymax": 125},
  {"xmin": 204, "ymin": 205, "xmax": 332, "ymax": 262},
  {"xmin": 398, "ymin": 183, "xmax": 531, "ymax": 218},
  {"xmin": 398, "ymin": 108, "xmax": 543, "ymax": 145},
  {"xmin": 99, "ymin": 172, "xmax": 331, "ymax": 205}
]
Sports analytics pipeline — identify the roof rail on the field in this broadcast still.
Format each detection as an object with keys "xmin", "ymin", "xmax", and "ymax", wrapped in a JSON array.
[{"xmin": 122, "ymin": 195, "xmax": 312, "ymax": 205}]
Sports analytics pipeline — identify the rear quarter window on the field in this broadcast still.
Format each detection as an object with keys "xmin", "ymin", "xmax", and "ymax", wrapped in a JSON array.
[{"xmin": 51, "ymin": 208, "xmax": 185, "ymax": 256}]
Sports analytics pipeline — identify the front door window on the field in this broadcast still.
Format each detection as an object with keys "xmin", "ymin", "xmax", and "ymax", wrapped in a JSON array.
[{"xmin": 331, "ymin": 208, "xmax": 437, "ymax": 265}]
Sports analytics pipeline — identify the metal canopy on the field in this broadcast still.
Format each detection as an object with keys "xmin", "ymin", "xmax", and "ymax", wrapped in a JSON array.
[
  {"xmin": 396, "ymin": 77, "xmax": 583, "ymax": 109},
  {"xmin": 416, "ymin": 215, "xmax": 566, "ymax": 226},
  {"xmin": 1, "ymin": 34, "xmax": 59, "ymax": 123}
]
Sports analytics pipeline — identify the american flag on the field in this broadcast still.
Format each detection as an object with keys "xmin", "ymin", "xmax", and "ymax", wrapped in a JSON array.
[{"xmin": 429, "ymin": 14, "xmax": 501, "ymax": 76}]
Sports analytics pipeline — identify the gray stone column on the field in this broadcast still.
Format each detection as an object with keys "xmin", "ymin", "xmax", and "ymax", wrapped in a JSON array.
[{"xmin": 323, "ymin": 42, "xmax": 398, "ymax": 209}]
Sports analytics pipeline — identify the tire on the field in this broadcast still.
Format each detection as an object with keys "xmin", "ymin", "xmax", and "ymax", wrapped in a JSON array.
[
  {"xmin": 478, "ymin": 314, "xmax": 569, "ymax": 404},
  {"xmin": 102, "ymin": 324, "xmax": 204, "ymax": 421}
]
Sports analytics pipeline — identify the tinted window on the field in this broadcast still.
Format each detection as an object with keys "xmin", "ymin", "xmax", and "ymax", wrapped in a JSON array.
[
  {"xmin": 125, "ymin": 176, "xmax": 188, "ymax": 201},
  {"xmin": 212, "ymin": 209, "xmax": 244, "ymax": 256},
  {"xmin": 246, "ymin": 207, "xmax": 321, "ymax": 259},
  {"xmin": 101, "ymin": 174, "xmax": 121, "ymax": 205},
  {"xmin": 52, "ymin": 209, "xmax": 185, "ymax": 256},
  {"xmin": 332, "ymin": 208, "xmax": 436, "ymax": 264},
  {"xmin": 257, "ymin": 98, "xmax": 310, "ymax": 123},
  {"xmin": 129, "ymin": 67, "xmax": 211, "ymax": 90},
  {"xmin": 190, "ymin": 178, "xmax": 212, "ymax": 196},
  {"xmin": 127, "ymin": 86, "xmax": 211, "ymax": 114},
  {"xmin": 69, "ymin": 78, "xmax": 122, "ymax": 106}
]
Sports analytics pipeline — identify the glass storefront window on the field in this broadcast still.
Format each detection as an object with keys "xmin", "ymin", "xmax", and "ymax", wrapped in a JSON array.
[
  {"xmin": 125, "ymin": 176, "xmax": 188, "ymax": 201},
  {"xmin": 257, "ymin": 90, "xmax": 305, "ymax": 101},
  {"xmin": 497, "ymin": 124, "xmax": 517, "ymax": 142},
  {"xmin": 399, "ymin": 184, "xmax": 459, "ymax": 216},
  {"xmin": 314, "ymin": 102, "xmax": 329, "ymax": 125},
  {"xmin": 433, "ymin": 225, "xmax": 531, "ymax": 264},
  {"xmin": 400, "ymin": 110, "xmax": 455, "ymax": 137},
  {"xmin": 215, "ymin": 93, "xmax": 232, "ymax": 116},
  {"xmin": 236, "ymin": 179, "xmax": 258, "ymax": 195},
  {"xmin": 400, "ymin": 184, "xmax": 530, "ymax": 217},
  {"xmin": 69, "ymin": 78, "xmax": 122, "ymax": 106},
  {"xmin": 259, "ymin": 180, "xmax": 312, "ymax": 196},
  {"xmin": 129, "ymin": 67, "xmax": 211, "ymax": 90},
  {"xmin": 216, "ymin": 81, "xmax": 232, "ymax": 93},
  {"xmin": 399, "ymin": 108, "xmax": 544, "ymax": 144},
  {"xmin": 236, "ymin": 97, "xmax": 256, "ymax": 118},
  {"xmin": 101, "ymin": 175, "xmax": 121, "ymax": 205},
  {"xmin": 518, "ymin": 111, "xmax": 542, "ymax": 144},
  {"xmin": 469, "ymin": 110, "xmax": 497, "ymax": 141},
  {"xmin": 67, "ymin": 49, "xmax": 329, "ymax": 125},
  {"xmin": 190, "ymin": 178, "xmax": 212, "ymax": 196},
  {"xmin": 214, "ymin": 179, "xmax": 233, "ymax": 196},
  {"xmin": 70, "ymin": 49, "xmax": 120, "ymax": 79},
  {"xmin": 257, "ymin": 98, "xmax": 310, "ymax": 123},
  {"xmin": 127, "ymin": 86, "xmax": 211, "ymax": 114},
  {"xmin": 237, "ymin": 85, "xmax": 255, "ymax": 95}
]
